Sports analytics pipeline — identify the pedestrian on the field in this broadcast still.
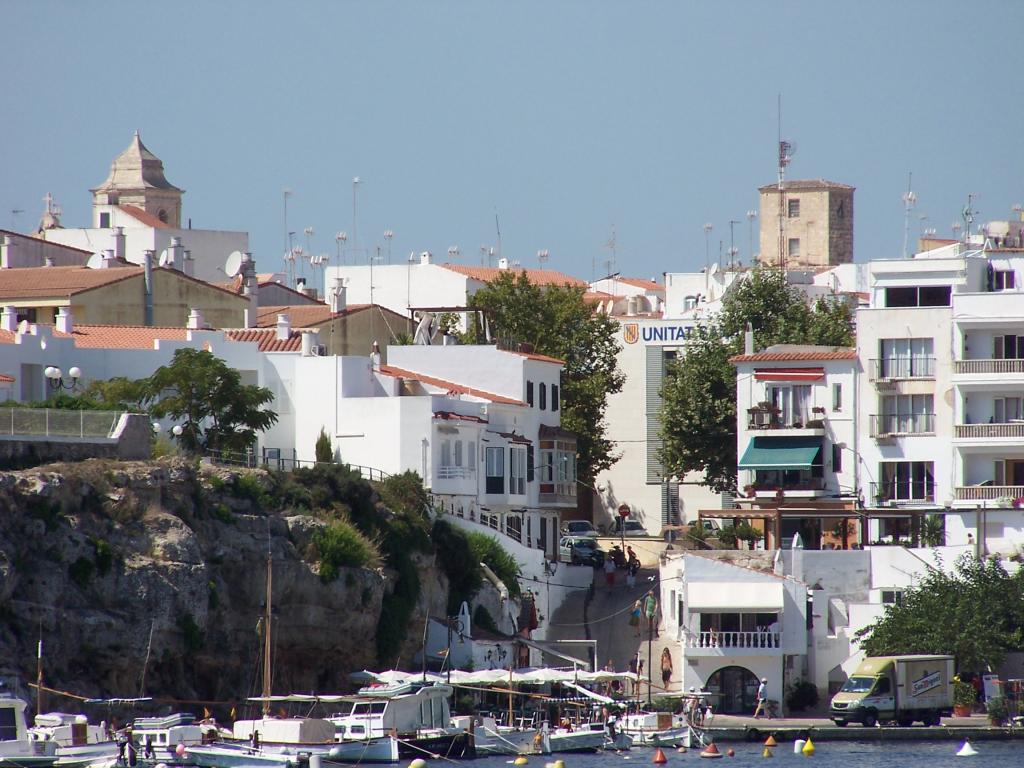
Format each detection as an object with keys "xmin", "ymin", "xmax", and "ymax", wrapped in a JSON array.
[
  {"xmin": 627, "ymin": 550, "xmax": 640, "ymax": 588},
  {"xmin": 644, "ymin": 592, "xmax": 658, "ymax": 637},
  {"xmin": 629, "ymin": 599, "xmax": 642, "ymax": 637},
  {"xmin": 660, "ymin": 647, "xmax": 673, "ymax": 689},
  {"xmin": 604, "ymin": 556, "xmax": 616, "ymax": 588},
  {"xmin": 753, "ymin": 677, "xmax": 769, "ymax": 718}
]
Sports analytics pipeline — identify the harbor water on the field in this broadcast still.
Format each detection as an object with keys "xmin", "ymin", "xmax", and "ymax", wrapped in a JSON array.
[{"xmin": 461, "ymin": 740, "xmax": 1018, "ymax": 768}]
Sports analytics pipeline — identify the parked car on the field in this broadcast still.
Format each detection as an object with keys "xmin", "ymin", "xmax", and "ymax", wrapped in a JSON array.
[
  {"xmin": 559, "ymin": 536, "xmax": 606, "ymax": 567},
  {"xmin": 561, "ymin": 520, "xmax": 599, "ymax": 538},
  {"xmin": 612, "ymin": 519, "xmax": 649, "ymax": 537}
]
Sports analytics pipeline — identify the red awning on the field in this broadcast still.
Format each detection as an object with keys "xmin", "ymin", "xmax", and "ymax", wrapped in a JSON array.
[{"xmin": 754, "ymin": 367, "xmax": 825, "ymax": 382}]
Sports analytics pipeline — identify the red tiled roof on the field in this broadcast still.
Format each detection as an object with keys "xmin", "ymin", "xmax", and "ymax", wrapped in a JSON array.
[
  {"xmin": 255, "ymin": 304, "xmax": 371, "ymax": 328},
  {"xmin": 379, "ymin": 364, "xmax": 524, "ymax": 405},
  {"xmin": 510, "ymin": 350, "xmax": 564, "ymax": 365},
  {"xmin": 583, "ymin": 291, "xmax": 616, "ymax": 302},
  {"xmin": 63, "ymin": 325, "xmax": 189, "ymax": 349},
  {"xmin": 224, "ymin": 328, "xmax": 302, "ymax": 352},
  {"xmin": 118, "ymin": 204, "xmax": 169, "ymax": 229},
  {"xmin": 616, "ymin": 277, "xmax": 663, "ymax": 292},
  {"xmin": 0, "ymin": 265, "xmax": 142, "ymax": 300},
  {"xmin": 0, "ymin": 373, "xmax": 14, "ymax": 383},
  {"xmin": 441, "ymin": 263, "xmax": 586, "ymax": 287},
  {"xmin": 730, "ymin": 348, "xmax": 857, "ymax": 363},
  {"xmin": 434, "ymin": 410, "xmax": 487, "ymax": 423}
]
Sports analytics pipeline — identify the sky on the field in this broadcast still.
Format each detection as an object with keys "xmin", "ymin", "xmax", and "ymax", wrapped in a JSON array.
[{"xmin": 4, "ymin": 1, "xmax": 1023, "ymax": 284}]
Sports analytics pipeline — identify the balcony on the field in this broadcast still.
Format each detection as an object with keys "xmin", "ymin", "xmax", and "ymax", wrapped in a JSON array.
[
  {"xmin": 683, "ymin": 631, "xmax": 781, "ymax": 656},
  {"xmin": 869, "ymin": 357, "xmax": 936, "ymax": 382},
  {"xmin": 746, "ymin": 404, "xmax": 827, "ymax": 434},
  {"xmin": 869, "ymin": 413, "xmax": 935, "ymax": 439},
  {"xmin": 955, "ymin": 423, "xmax": 1024, "ymax": 440},
  {"xmin": 954, "ymin": 359, "xmax": 1024, "ymax": 376},
  {"xmin": 437, "ymin": 465, "xmax": 473, "ymax": 480},
  {"xmin": 954, "ymin": 485, "xmax": 1024, "ymax": 503},
  {"xmin": 539, "ymin": 481, "xmax": 576, "ymax": 507},
  {"xmin": 870, "ymin": 481, "xmax": 935, "ymax": 507}
]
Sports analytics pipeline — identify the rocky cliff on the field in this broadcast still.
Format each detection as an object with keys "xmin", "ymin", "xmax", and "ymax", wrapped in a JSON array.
[{"xmin": 0, "ymin": 458, "xmax": 449, "ymax": 711}]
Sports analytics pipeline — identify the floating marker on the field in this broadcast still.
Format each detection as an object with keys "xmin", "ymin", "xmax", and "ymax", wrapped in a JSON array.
[
  {"xmin": 764, "ymin": 735, "xmax": 777, "ymax": 747},
  {"xmin": 801, "ymin": 738, "xmax": 815, "ymax": 756},
  {"xmin": 514, "ymin": 758, "xmax": 528, "ymax": 766},
  {"xmin": 762, "ymin": 747, "xmax": 774, "ymax": 758},
  {"xmin": 699, "ymin": 742, "xmax": 723, "ymax": 759},
  {"xmin": 793, "ymin": 739, "xmax": 806, "ymax": 754},
  {"xmin": 677, "ymin": 747, "xmax": 688, "ymax": 753},
  {"xmin": 726, "ymin": 748, "xmax": 735, "ymax": 757},
  {"xmin": 956, "ymin": 740, "xmax": 978, "ymax": 757},
  {"xmin": 410, "ymin": 760, "xmax": 428, "ymax": 768},
  {"xmin": 554, "ymin": 761, "xmax": 565, "ymax": 768},
  {"xmin": 653, "ymin": 748, "xmax": 667, "ymax": 764}
]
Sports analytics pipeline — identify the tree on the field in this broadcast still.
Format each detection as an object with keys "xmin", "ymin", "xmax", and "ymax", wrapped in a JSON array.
[
  {"xmin": 465, "ymin": 272, "xmax": 624, "ymax": 481},
  {"xmin": 660, "ymin": 267, "xmax": 854, "ymax": 493},
  {"xmin": 145, "ymin": 348, "xmax": 278, "ymax": 454},
  {"xmin": 315, "ymin": 428, "xmax": 333, "ymax": 463},
  {"xmin": 855, "ymin": 554, "xmax": 1024, "ymax": 672}
]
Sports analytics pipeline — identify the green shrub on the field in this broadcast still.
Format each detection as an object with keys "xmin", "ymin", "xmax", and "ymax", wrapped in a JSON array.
[
  {"xmin": 210, "ymin": 503, "xmax": 234, "ymax": 524},
  {"xmin": 178, "ymin": 613, "xmax": 204, "ymax": 653},
  {"xmin": 467, "ymin": 532, "xmax": 521, "ymax": 599},
  {"xmin": 92, "ymin": 538, "xmax": 113, "ymax": 576},
  {"xmin": 233, "ymin": 473, "xmax": 271, "ymax": 508},
  {"xmin": 68, "ymin": 556, "xmax": 94, "ymax": 588},
  {"xmin": 473, "ymin": 604, "xmax": 499, "ymax": 634},
  {"xmin": 207, "ymin": 581, "xmax": 220, "ymax": 610},
  {"xmin": 785, "ymin": 679, "xmax": 819, "ymax": 711},
  {"xmin": 312, "ymin": 519, "xmax": 381, "ymax": 581},
  {"xmin": 315, "ymin": 428, "xmax": 333, "ymax": 464},
  {"xmin": 432, "ymin": 520, "xmax": 484, "ymax": 612}
]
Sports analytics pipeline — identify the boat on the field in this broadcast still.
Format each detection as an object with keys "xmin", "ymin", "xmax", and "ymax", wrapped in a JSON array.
[
  {"xmin": 617, "ymin": 711, "xmax": 691, "ymax": 748},
  {"xmin": 29, "ymin": 712, "xmax": 117, "ymax": 764},
  {"xmin": 452, "ymin": 715, "xmax": 548, "ymax": 756},
  {"xmin": 227, "ymin": 716, "xmax": 400, "ymax": 765},
  {"xmin": 126, "ymin": 712, "xmax": 209, "ymax": 762},
  {"xmin": 0, "ymin": 695, "xmax": 63, "ymax": 767}
]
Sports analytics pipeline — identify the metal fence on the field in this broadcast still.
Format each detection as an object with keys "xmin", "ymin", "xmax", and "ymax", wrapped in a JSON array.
[
  {"xmin": 203, "ymin": 448, "xmax": 390, "ymax": 482},
  {"xmin": 0, "ymin": 408, "xmax": 123, "ymax": 439}
]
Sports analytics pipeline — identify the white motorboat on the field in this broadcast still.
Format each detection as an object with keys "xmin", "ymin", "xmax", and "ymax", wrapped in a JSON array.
[
  {"xmin": 229, "ymin": 716, "xmax": 400, "ymax": 764},
  {"xmin": 452, "ymin": 715, "xmax": 548, "ymax": 756},
  {"xmin": 617, "ymin": 711, "xmax": 691, "ymax": 748},
  {"xmin": 546, "ymin": 722, "xmax": 608, "ymax": 753},
  {"xmin": 29, "ymin": 712, "xmax": 117, "ymax": 764},
  {"xmin": 0, "ymin": 695, "xmax": 62, "ymax": 767},
  {"xmin": 127, "ymin": 712, "xmax": 209, "ymax": 762}
]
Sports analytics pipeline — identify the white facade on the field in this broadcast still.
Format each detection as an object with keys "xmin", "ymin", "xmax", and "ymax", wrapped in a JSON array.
[{"xmin": 325, "ymin": 259, "xmax": 474, "ymax": 320}]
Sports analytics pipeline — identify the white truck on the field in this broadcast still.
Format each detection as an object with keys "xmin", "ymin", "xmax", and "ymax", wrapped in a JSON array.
[{"xmin": 829, "ymin": 655, "xmax": 955, "ymax": 727}]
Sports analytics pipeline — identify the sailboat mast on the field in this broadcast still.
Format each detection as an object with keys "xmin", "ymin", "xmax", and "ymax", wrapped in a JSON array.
[
  {"xmin": 262, "ymin": 552, "xmax": 273, "ymax": 716},
  {"xmin": 36, "ymin": 633, "xmax": 43, "ymax": 715}
]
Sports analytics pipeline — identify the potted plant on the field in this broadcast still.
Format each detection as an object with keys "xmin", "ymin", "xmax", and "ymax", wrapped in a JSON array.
[
  {"xmin": 953, "ymin": 678, "xmax": 975, "ymax": 717},
  {"xmin": 985, "ymin": 696, "xmax": 1007, "ymax": 726}
]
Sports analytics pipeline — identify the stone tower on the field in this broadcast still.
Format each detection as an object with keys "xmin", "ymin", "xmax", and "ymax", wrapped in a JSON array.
[
  {"xmin": 757, "ymin": 179, "xmax": 854, "ymax": 268},
  {"xmin": 91, "ymin": 131, "xmax": 184, "ymax": 227}
]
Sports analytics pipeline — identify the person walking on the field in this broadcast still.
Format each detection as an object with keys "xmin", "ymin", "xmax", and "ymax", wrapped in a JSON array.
[
  {"xmin": 644, "ymin": 592, "xmax": 658, "ymax": 637},
  {"xmin": 626, "ymin": 549, "xmax": 640, "ymax": 588},
  {"xmin": 604, "ymin": 556, "xmax": 616, "ymax": 588},
  {"xmin": 629, "ymin": 599, "xmax": 642, "ymax": 637},
  {"xmin": 753, "ymin": 677, "xmax": 769, "ymax": 718},
  {"xmin": 660, "ymin": 648, "xmax": 673, "ymax": 690}
]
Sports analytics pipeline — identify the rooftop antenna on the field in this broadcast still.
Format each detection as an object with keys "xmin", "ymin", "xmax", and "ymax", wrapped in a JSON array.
[
  {"xmin": 776, "ymin": 95, "xmax": 795, "ymax": 269},
  {"xmin": 302, "ymin": 226, "xmax": 314, "ymax": 283},
  {"xmin": 10, "ymin": 209, "xmax": 24, "ymax": 230},
  {"xmin": 352, "ymin": 177, "xmax": 361, "ymax": 263},
  {"xmin": 282, "ymin": 187, "xmax": 292, "ymax": 278},
  {"xmin": 494, "ymin": 212, "xmax": 502, "ymax": 264},
  {"xmin": 962, "ymin": 194, "xmax": 977, "ymax": 241},
  {"xmin": 537, "ymin": 249, "xmax": 549, "ymax": 268},
  {"xmin": 728, "ymin": 220, "xmax": 740, "ymax": 268},
  {"xmin": 901, "ymin": 172, "xmax": 917, "ymax": 258}
]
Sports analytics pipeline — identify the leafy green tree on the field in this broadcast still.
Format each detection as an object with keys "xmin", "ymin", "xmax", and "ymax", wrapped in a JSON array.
[
  {"xmin": 660, "ymin": 267, "xmax": 854, "ymax": 493},
  {"xmin": 145, "ymin": 348, "xmax": 278, "ymax": 454},
  {"xmin": 855, "ymin": 554, "xmax": 1024, "ymax": 671},
  {"xmin": 465, "ymin": 272, "xmax": 624, "ymax": 481}
]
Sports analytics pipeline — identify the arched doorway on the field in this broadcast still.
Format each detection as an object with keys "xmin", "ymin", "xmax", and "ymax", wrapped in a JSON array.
[{"xmin": 706, "ymin": 666, "xmax": 760, "ymax": 715}]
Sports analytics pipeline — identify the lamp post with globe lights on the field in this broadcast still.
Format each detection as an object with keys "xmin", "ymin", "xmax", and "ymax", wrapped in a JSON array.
[{"xmin": 44, "ymin": 366, "xmax": 82, "ymax": 392}]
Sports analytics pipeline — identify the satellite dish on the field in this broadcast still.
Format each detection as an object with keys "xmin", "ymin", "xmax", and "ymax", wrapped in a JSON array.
[
  {"xmin": 86, "ymin": 252, "xmax": 103, "ymax": 269},
  {"xmin": 224, "ymin": 251, "xmax": 244, "ymax": 278},
  {"xmin": 158, "ymin": 249, "xmax": 171, "ymax": 267},
  {"xmin": 17, "ymin": 320, "xmax": 29, "ymax": 334}
]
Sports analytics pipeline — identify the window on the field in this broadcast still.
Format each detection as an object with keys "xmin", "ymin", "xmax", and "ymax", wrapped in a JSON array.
[
  {"xmin": 552, "ymin": 384, "xmax": 559, "ymax": 412},
  {"xmin": 539, "ymin": 383, "xmax": 547, "ymax": 410},
  {"xmin": 467, "ymin": 440, "xmax": 476, "ymax": 469},
  {"xmin": 878, "ymin": 394, "xmax": 934, "ymax": 435},
  {"xmin": 832, "ymin": 383, "xmax": 842, "ymax": 412},
  {"xmin": 99, "ymin": 212, "xmax": 111, "ymax": 228},
  {"xmin": 994, "ymin": 270, "xmax": 1015, "ymax": 290},
  {"xmin": 527, "ymin": 443, "xmax": 535, "ymax": 482},
  {"xmin": 526, "ymin": 381, "xmax": 534, "ymax": 406},
  {"xmin": 884, "ymin": 286, "xmax": 951, "ymax": 307},
  {"xmin": 510, "ymin": 447, "xmax": 527, "ymax": 495},
  {"xmin": 788, "ymin": 238, "xmax": 801, "ymax": 258},
  {"xmin": 768, "ymin": 384, "xmax": 811, "ymax": 426},
  {"xmin": 994, "ymin": 397, "xmax": 1023, "ymax": 423},
  {"xmin": 879, "ymin": 338, "xmax": 934, "ymax": 378},
  {"xmin": 440, "ymin": 440, "xmax": 452, "ymax": 467},
  {"xmin": 454, "ymin": 440, "xmax": 463, "ymax": 467},
  {"xmin": 158, "ymin": 209, "xmax": 168, "ymax": 224},
  {"xmin": 787, "ymin": 198, "xmax": 801, "ymax": 218},
  {"xmin": 837, "ymin": 200, "xmax": 845, "ymax": 219},
  {"xmin": 832, "ymin": 444, "xmax": 843, "ymax": 473},
  {"xmin": 878, "ymin": 461, "xmax": 934, "ymax": 502},
  {"xmin": 485, "ymin": 447, "xmax": 504, "ymax": 494},
  {"xmin": 881, "ymin": 589, "xmax": 903, "ymax": 605},
  {"xmin": 994, "ymin": 335, "xmax": 1024, "ymax": 360}
]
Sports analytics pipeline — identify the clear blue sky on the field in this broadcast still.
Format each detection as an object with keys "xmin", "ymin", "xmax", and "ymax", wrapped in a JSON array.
[{"xmin": 5, "ymin": 1, "xmax": 1022, "ymax": 282}]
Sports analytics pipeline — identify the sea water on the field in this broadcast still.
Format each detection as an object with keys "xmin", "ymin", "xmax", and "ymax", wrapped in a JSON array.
[{"xmin": 465, "ymin": 740, "xmax": 1018, "ymax": 768}]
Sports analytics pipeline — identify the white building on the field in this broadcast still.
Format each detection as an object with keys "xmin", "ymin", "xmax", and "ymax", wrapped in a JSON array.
[{"xmin": 37, "ymin": 133, "xmax": 248, "ymax": 283}]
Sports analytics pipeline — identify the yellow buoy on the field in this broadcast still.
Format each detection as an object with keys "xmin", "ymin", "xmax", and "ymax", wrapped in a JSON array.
[
  {"xmin": 764, "ymin": 735, "xmax": 777, "ymax": 747},
  {"xmin": 410, "ymin": 760, "xmax": 428, "ymax": 768},
  {"xmin": 801, "ymin": 738, "xmax": 815, "ymax": 756},
  {"xmin": 554, "ymin": 761, "xmax": 565, "ymax": 768},
  {"xmin": 762, "ymin": 747, "xmax": 773, "ymax": 758},
  {"xmin": 514, "ymin": 758, "xmax": 529, "ymax": 766}
]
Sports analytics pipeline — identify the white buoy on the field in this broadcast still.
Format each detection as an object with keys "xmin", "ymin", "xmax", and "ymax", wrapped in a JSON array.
[
  {"xmin": 410, "ymin": 759, "xmax": 428, "ymax": 768},
  {"xmin": 793, "ymin": 739, "xmax": 806, "ymax": 754},
  {"xmin": 956, "ymin": 740, "xmax": 978, "ymax": 757}
]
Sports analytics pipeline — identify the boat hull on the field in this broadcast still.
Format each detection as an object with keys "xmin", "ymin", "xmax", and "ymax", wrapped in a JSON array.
[{"xmin": 398, "ymin": 732, "xmax": 475, "ymax": 760}]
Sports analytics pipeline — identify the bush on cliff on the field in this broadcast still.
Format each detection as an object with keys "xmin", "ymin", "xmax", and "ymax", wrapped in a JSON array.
[{"xmin": 312, "ymin": 518, "xmax": 382, "ymax": 580}]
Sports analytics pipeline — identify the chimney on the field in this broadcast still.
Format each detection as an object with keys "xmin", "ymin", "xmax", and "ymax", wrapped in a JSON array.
[
  {"xmin": 329, "ymin": 278, "xmax": 347, "ymax": 313},
  {"xmin": 498, "ymin": 257, "xmax": 509, "ymax": 270},
  {"xmin": 420, "ymin": 251, "xmax": 433, "ymax": 265},
  {"xmin": 626, "ymin": 296, "xmax": 638, "ymax": 316},
  {"xmin": 371, "ymin": 340, "xmax": 381, "ymax": 371},
  {"xmin": 744, "ymin": 322, "xmax": 754, "ymax": 355},
  {"xmin": 101, "ymin": 249, "xmax": 116, "ymax": 268},
  {"xmin": 183, "ymin": 249, "xmax": 194, "ymax": 277},
  {"xmin": 1, "ymin": 306, "xmax": 17, "ymax": 332},
  {"xmin": 301, "ymin": 329, "xmax": 319, "ymax": 357},
  {"xmin": 276, "ymin": 313, "xmax": 291, "ymax": 341},
  {"xmin": 55, "ymin": 307, "xmax": 73, "ymax": 335},
  {"xmin": 44, "ymin": 256, "xmax": 54, "ymax": 267},
  {"xmin": 241, "ymin": 253, "xmax": 257, "ymax": 328},
  {"xmin": 143, "ymin": 250, "xmax": 155, "ymax": 327},
  {"xmin": 112, "ymin": 227, "xmax": 126, "ymax": 261},
  {"xmin": 0, "ymin": 235, "xmax": 14, "ymax": 268},
  {"xmin": 187, "ymin": 308, "xmax": 205, "ymax": 330},
  {"xmin": 168, "ymin": 236, "xmax": 185, "ymax": 270}
]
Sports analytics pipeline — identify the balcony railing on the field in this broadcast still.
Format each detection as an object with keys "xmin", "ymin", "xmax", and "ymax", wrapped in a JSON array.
[
  {"xmin": 955, "ymin": 423, "xmax": 1024, "ymax": 439},
  {"xmin": 0, "ymin": 407, "xmax": 123, "ymax": 438},
  {"xmin": 684, "ymin": 631, "xmax": 781, "ymax": 650},
  {"xmin": 955, "ymin": 359, "xmax": 1024, "ymax": 376},
  {"xmin": 869, "ymin": 413, "xmax": 935, "ymax": 438},
  {"xmin": 870, "ymin": 481, "xmax": 935, "ymax": 506},
  {"xmin": 870, "ymin": 357, "xmax": 936, "ymax": 381},
  {"xmin": 746, "ymin": 407, "xmax": 827, "ymax": 431},
  {"xmin": 436, "ymin": 465, "xmax": 474, "ymax": 480},
  {"xmin": 954, "ymin": 485, "xmax": 1024, "ymax": 502}
]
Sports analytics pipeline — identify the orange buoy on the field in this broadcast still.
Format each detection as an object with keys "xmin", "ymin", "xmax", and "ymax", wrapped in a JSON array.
[
  {"xmin": 700, "ymin": 742, "xmax": 723, "ymax": 759},
  {"xmin": 764, "ymin": 735, "xmax": 777, "ymax": 747},
  {"xmin": 653, "ymin": 748, "xmax": 668, "ymax": 764},
  {"xmin": 726, "ymin": 749, "xmax": 735, "ymax": 757}
]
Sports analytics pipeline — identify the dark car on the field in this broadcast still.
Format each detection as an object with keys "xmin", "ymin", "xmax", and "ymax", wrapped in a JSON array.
[{"xmin": 559, "ymin": 536, "xmax": 606, "ymax": 567}]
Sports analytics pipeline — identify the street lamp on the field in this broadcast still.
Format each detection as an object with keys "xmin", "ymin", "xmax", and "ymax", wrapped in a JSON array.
[
  {"xmin": 335, "ymin": 232, "xmax": 347, "ymax": 267},
  {"xmin": 746, "ymin": 210, "xmax": 757, "ymax": 262},
  {"xmin": 445, "ymin": 616, "xmax": 465, "ymax": 684},
  {"xmin": 44, "ymin": 366, "xmax": 81, "ymax": 391},
  {"xmin": 384, "ymin": 230, "xmax": 394, "ymax": 264}
]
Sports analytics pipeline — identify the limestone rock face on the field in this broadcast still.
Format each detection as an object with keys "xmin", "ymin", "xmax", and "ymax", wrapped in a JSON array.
[{"xmin": 0, "ymin": 458, "xmax": 439, "ymax": 706}]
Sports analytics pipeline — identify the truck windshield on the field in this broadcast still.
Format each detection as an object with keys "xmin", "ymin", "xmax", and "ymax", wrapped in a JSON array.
[{"xmin": 840, "ymin": 676, "xmax": 876, "ymax": 693}]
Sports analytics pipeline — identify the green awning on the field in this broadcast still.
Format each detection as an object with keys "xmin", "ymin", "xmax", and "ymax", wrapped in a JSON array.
[{"xmin": 738, "ymin": 436, "xmax": 822, "ymax": 469}]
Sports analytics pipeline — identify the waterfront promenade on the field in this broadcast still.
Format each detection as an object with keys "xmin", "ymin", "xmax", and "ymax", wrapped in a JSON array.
[{"xmin": 702, "ymin": 712, "xmax": 1022, "ymax": 742}]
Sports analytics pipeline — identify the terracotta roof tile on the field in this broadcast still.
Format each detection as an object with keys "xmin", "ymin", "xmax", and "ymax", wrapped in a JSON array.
[
  {"xmin": 255, "ymin": 304, "xmax": 371, "ymax": 328},
  {"xmin": 379, "ymin": 364, "xmax": 524, "ymax": 405},
  {"xmin": 616, "ymin": 277, "xmax": 663, "ymax": 291},
  {"xmin": 730, "ymin": 347, "xmax": 857, "ymax": 363},
  {"xmin": 441, "ymin": 263, "xmax": 586, "ymax": 287},
  {"xmin": 64, "ymin": 325, "xmax": 190, "ymax": 349},
  {"xmin": 0, "ymin": 265, "xmax": 142, "ymax": 300},
  {"xmin": 0, "ymin": 373, "xmax": 14, "ymax": 383},
  {"xmin": 224, "ymin": 328, "xmax": 303, "ymax": 352},
  {"xmin": 118, "ymin": 204, "xmax": 169, "ymax": 229},
  {"xmin": 509, "ymin": 350, "xmax": 564, "ymax": 365}
]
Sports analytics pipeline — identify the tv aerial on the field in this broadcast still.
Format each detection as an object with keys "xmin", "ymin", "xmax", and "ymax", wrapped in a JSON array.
[{"xmin": 224, "ymin": 250, "xmax": 244, "ymax": 278}]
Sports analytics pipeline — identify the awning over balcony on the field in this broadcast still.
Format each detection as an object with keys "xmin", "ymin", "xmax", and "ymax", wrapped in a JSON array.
[
  {"xmin": 738, "ymin": 436, "xmax": 822, "ymax": 469},
  {"xmin": 687, "ymin": 581, "xmax": 784, "ymax": 612},
  {"xmin": 754, "ymin": 367, "xmax": 824, "ymax": 382}
]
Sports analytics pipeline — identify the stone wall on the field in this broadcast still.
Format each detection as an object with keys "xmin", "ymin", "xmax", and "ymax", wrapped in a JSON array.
[{"xmin": 0, "ymin": 413, "xmax": 153, "ymax": 469}]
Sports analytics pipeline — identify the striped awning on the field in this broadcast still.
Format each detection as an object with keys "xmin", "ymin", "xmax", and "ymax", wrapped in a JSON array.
[{"xmin": 754, "ymin": 367, "xmax": 825, "ymax": 382}]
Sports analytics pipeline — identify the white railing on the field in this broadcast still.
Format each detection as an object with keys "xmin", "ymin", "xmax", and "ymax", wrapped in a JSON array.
[
  {"xmin": 0, "ymin": 408, "xmax": 123, "ymax": 439},
  {"xmin": 954, "ymin": 485, "xmax": 1024, "ymax": 502},
  {"xmin": 955, "ymin": 423, "xmax": 1024, "ymax": 439},
  {"xmin": 955, "ymin": 359, "xmax": 1024, "ymax": 375},
  {"xmin": 685, "ymin": 631, "xmax": 780, "ymax": 650},
  {"xmin": 436, "ymin": 465, "xmax": 474, "ymax": 479}
]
